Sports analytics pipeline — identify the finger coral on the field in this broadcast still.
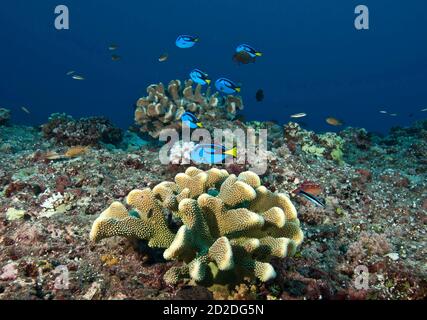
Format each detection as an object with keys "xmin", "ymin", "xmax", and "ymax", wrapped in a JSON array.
[
  {"xmin": 90, "ymin": 167, "xmax": 303, "ymax": 285},
  {"xmin": 134, "ymin": 80, "xmax": 244, "ymax": 138}
]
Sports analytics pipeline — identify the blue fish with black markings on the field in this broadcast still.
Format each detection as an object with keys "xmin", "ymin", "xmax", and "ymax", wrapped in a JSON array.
[
  {"xmin": 236, "ymin": 44, "xmax": 263, "ymax": 58},
  {"xmin": 176, "ymin": 35, "xmax": 199, "ymax": 48},
  {"xmin": 190, "ymin": 144, "xmax": 237, "ymax": 164},
  {"xmin": 181, "ymin": 112, "xmax": 203, "ymax": 129},
  {"xmin": 297, "ymin": 190, "xmax": 326, "ymax": 208},
  {"xmin": 215, "ymin": 78, "xmax": 241, "ymax": 94},
  {"xmin": 190, "ymin": 69, "xmax": 211, "ymax": 86}
]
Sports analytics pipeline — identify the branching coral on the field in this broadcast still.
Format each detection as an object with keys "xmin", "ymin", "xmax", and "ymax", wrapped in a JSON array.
[
  {"xmin": 90, "ymin": 167, "xmax": 303, "ymax": 285},
  {"xmin": 135, "ymin": 80, "xmax": 244, "ymax": 138}
]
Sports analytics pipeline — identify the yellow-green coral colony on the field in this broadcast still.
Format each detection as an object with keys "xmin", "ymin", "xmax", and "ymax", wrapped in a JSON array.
[
  {"xmin": 90, "ymin": 167, "xmax": 304, "ymax": 285},
  {"xmin": 296, "ymin": 126, "xmax": 345, "ymax": 164}
]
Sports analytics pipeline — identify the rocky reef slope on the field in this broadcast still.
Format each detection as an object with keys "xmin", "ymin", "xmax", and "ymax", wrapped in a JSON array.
[{"xmin": 0, "ymin": 117, "xmax": 426, "ymax": 300}]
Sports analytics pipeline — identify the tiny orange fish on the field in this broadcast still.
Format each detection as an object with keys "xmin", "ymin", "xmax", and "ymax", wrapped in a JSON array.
[
  {"xmin": 64, "ymin": 146, "xmax": 90, "ymax": 158},
  {"xmin": 326, "ymin": 117, "xmax": 343, "ymax": 126}
]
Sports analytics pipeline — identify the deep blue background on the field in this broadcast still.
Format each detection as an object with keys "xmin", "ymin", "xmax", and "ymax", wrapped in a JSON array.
[{"xmin": 1, "ymin": 0, "xmax": 426, "ymax": 133}]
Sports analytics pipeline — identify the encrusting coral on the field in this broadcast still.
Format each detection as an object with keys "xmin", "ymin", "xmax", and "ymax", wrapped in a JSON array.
[
  {"xmin": 285, "ymin": 122, "xmax": 345, "ymax": 164},
  {"xmin": 90, "ymin": 167, "xmax": 303, "ymax": 285},
  {"xmin": 42, "ymin": 113, "xmax": 123, "ymax": 147},
  {"xmin": 134, "ymin": 80, "xmax": 244, "ymax": 138}
]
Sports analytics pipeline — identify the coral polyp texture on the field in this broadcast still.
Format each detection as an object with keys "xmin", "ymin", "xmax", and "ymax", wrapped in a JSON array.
[
  {"xmin": 90, "ymin": 167, "xmax": 303, "ymax": 285},
  {"xmin": 134, "ymin": 80, "xmax": 244, "ymax": 138}
]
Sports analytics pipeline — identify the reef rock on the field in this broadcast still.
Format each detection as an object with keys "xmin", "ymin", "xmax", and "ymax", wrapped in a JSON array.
[
  {"xmin": 284, "ymin": 122, "xmax": 345, "ymax": 164},
  {"xmin": 134, "ymin": 80, "xmax": 244, "ymax": 138},
  {"xmin": 41, "ymin": 113, "xmax": 123, "ymax": 146}
]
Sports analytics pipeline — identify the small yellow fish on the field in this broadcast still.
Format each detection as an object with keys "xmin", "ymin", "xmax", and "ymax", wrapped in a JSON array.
[
  {"xmin": 389, "ymin": 113, "xmax": 398, "ymax": 117},
  {"xmin": 326, "ymin": 117, "xmax": 343, "ymax": 126},
  {"xmin": 158, "ymin": 53, "xmax": 168, "ymax": 62},
  {"xmin": 21, "ymin": 106, "xmax": 30, "ymax": 114},
  {"xmin": 290, "ymin": 113, "xmax": 307, "ymax": 119},
  {"xmin": 72, "ymin": 75, "xmax": 85, "ymax": 81},
  {"xmin": 109, "ymin": 44, "xmax": 118, "ymax": 51},
  {"xmin": 64, "ymin": 146, "xmax": 90, "ymax": 158},
  {"xmin": 111, "ymin": 54, "xmax": 121, "ymax": 61},
  {"xmin": 379, "ymin": 110, "xmax": 388, "ymax": 114},
  {"xmin": 66, "ymin": 71, "xmax": 75, "ymax": 76}
]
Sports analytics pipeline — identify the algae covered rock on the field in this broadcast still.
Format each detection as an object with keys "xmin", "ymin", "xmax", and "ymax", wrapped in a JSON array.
[
  {"xmin": 90, "ymin": 167, "xmax": 303, "ymax": 285},
  {"xmin": 41, "ymin": 113, "xmax": 123, "ymax": 146},
  {"xmin": 285, "ymin": 122, "xmax": 345, "ymax": 164},
  {"xmin": 0, "ymin": 108, "xmax": 11, "ymax": 125}
]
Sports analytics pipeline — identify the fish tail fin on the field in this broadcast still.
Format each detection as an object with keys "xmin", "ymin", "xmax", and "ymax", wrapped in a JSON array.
[
  {"xmin": 205, "ymin": 79, "xmax": 211, "ymax": 85},
  {"xmin": 256, "ymin": 52, "xmax": 263, "ymax": 57},
  {"xmin": 224, "ymin": 147, "xmax": 238, "ymax": 158},
  {"xmin": 197, "ymin": 122, "xmax": 203, "ymax": 128},
  {"xmin": 235, "ymin": 87, "xmax": 241, "ymax": 93}
]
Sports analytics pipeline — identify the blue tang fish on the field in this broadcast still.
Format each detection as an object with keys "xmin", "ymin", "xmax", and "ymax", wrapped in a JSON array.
[
  {"xmin": 215, "ymin": 78, "xmax": 241, "ymax": 94},
  {"xmin": 181, "ymin": 112, "xmax": 203, "ymax": 129},
  {"xmin": 191, "ymin": 144, "xmax": 237, "ymax": 164},
  {"xmin": 190, "ymin": 69, "xmax": 211, "ymax": 86},
  {"xmin": 236, "ymin": 44, "xmax": 263, "ymax": 58},
  {"xmin": 176, "ymin": 35, "xmax": 199, "ymax": 48}
]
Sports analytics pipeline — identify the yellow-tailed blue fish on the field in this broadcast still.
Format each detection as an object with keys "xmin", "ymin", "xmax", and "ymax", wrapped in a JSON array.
[
  {"xmin": 190, "ymin": 144, "xmax": 237, "ymax": 164},
  {"xmin": 215, "ymin": 78, "xmax": 241, "ymax": 94},
  {"xmin": 190, "ymin": 69, "xmax": 211, "ymax": 86},
  {"xmin": 181, "ymin": 112, "xmax": 203, "ymax": 129},
  {"xmin": 176, "ymin": 35, "xmax": 199, "ymax": 48},
  {"xmin": 236, "ymin": 44, "xmax": 263, "ymax": 58}
]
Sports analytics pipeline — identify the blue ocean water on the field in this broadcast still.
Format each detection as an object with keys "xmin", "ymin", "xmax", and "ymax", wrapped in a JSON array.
[{"xmin": 1, "ymin": 0, "xmax": 426, "ymax": 134}]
